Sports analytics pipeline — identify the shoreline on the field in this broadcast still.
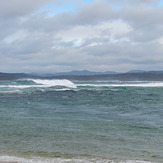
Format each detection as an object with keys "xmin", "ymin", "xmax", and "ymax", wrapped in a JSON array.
[{"xmin": 0, "ymin": 155, "xmax": 159, "ymax": 163}]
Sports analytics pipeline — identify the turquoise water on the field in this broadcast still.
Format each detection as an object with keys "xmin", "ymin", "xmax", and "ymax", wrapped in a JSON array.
[{"xmin": 0, "ymin": 79, "xmax": 162, "ymax": 163}]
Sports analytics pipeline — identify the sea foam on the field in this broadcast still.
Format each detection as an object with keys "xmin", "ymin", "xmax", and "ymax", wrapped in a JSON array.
[
  {"xmin": 32, "ymin": 79, "xmax": 76, "ymax": 88},
  {"xmin": 76, "ymin": 82, "xmax": 163, "ymax": 87},
  {"xmin": 0, "ymin": 156, "xmax": 157, "ymax": 163},
  {"xmin": 0, "ymin": 79, "xmax": 77, "ymax": 89}
]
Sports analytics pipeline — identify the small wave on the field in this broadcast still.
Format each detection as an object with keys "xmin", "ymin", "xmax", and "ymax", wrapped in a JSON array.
[{"xmin": 0, "ymin": 156, "xmax": 157, "ymax": 163}]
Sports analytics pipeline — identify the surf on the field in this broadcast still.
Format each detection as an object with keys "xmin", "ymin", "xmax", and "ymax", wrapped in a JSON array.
[
  {"xmin": 0, "ymin": 156, "xmax": 157, "ymax": 163},
  {"xmin": 31, "ymin": 79, "xmax": 76, "ymax": 88},
  {"xmin": 76, "ymin": 81, "xmax": 163, "ymax": 87},
  {"xmin": 0, "ymin": 79, "xmax": 77, "ymax": 89}
]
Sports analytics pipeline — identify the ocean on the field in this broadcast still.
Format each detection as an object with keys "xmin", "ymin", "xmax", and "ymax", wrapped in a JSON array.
[{"xmin": 0, "ymin": 79, "xmax": 162, "ymax": 163}]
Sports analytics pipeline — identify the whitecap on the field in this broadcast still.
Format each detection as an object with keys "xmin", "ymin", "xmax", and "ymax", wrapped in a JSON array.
[
  {"xmin": 30, "ymin": 79, "xmax": 77, "ymax": 88},
  {"xmin": 0, "ymin": 79, "xmax": 77, "ymax": 89},
  {"xmin": 76, "ymin": 82, "xmax": 163, "ymax": 87}
]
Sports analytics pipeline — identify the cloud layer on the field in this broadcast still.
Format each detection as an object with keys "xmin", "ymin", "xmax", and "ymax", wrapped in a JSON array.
[{"xmin": 0, "ymin": 0, "xmax": 163, "ymax": 73}]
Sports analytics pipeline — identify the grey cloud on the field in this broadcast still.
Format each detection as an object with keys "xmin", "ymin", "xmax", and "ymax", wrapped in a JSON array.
[
  {"xmin": 1, "ymin": 39, "xmax": 163, "ymax": 73},
  {"xmin": 21, "ymin": 12, "xmax": 74, "ymax": 33},
  {"xmin": 121, "ymin": 6, "xmax": 163, "ymax": 27},
  {"xmin": 107, "ymin": 0, "xmax": 159, "ymax": 6},
  {"xmin": 125, "ymin": 0, "xmax": 159, "ymax": 5},
  {"xmin": 0, "ymin": 0, "xmax": 163, "ymax": 73},
  {"xmin": 80, "ymin": 40, "xmax": 163, "ymax": 65},
  {"xmin": 21, "ymin": 0, "xmax": 117, "ymax": 34},
  {"xmin": 0, "ymin": 0, "xmax": 57, "ymax": 39},
  {"xmin": 0, "ymin": 32, "xmax": 54, "ymax": 55},
  {"xmin": 0, "ymin": 0, "xmax": 54, "ymax": 18},
  {"xmin": 20, "ymin": 0, "xmax": 163, "ymax": 43},
  {"xmin": 0, "ymin": 18, "xmax": 20, "ymax": 38},
  {"xmin": 75, "ymin": 1, "xmax": 116, "ymax": 25},
  {"xmin": 120, "ymin": 6, "xmax": 163, "ymax": 42}
]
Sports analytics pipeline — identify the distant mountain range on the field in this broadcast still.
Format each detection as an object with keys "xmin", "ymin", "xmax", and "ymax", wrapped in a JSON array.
[
  {"xmin": 31, "ymin": 69, "xmax": 163, "ymax": 77},
  {"xmin": 1, "ymin": 70, "xmax": 163, "ymax": 81},
  {"xmin": 32, "ymin": 70, "xmax": 118, "ymax": 77},
  {"xmin": 0, "ymin": 72, "xmax": 35, "ymax": 80}
]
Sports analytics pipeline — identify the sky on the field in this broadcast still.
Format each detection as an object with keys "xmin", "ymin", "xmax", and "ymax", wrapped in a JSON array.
[{"xmin": 1, "ymin": 0, "xmax": 163, "ymax": 73}]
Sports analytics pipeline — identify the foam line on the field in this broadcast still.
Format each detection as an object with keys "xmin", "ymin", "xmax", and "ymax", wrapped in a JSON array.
[
  {"xmin": 76, "ymin": 82, "xmax": 163, "ymax": 87},
  {"xmin": 0, "ymin": 156, "xmax": 156, "ymax": 163}
]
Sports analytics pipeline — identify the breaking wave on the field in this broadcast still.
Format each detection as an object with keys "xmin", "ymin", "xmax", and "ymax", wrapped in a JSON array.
[
  {"xmin": 1, "ymin": 80, "xmax": 163, "ymax": 95},
  {"xmin": 31, "ymin": 79, "xmax": 76, "ymax": 88},
  {"xmin": 0, "ymin": 79, "xmax": 77, "ymax": 89}
]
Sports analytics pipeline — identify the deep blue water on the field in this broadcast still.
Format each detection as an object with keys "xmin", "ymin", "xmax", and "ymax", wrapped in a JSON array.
[{"xmin": 0, "ymin": 79, "xmax": 162, "ymax": 163}]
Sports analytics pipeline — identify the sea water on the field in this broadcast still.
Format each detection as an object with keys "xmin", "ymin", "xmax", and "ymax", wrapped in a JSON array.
[{"xmin": 0, "ymin": 79, "xmax": 162, "ymax": 163}]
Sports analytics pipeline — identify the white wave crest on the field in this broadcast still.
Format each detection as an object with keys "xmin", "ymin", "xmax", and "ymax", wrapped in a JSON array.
[
  {"xmin": 0, "ymin": 156, "xmax": 157, "ymax": 163},
  {"xmin": 76, "ymin": 82, "xmax": 163, "ymax": 87},
  {"xmin": 32, "ymin": 79, "xmax": 76, "ymax": 88}
]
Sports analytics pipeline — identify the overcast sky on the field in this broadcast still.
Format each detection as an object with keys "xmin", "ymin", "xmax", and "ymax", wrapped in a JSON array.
[{"xmin": 1, "ymin": 0, "xmax": 163, "ymax": 73}]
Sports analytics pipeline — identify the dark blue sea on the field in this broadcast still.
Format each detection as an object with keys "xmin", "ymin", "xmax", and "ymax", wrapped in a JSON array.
[{"xmin": 0, "ymin": 79, "xmax": 162, "ymax": 163}]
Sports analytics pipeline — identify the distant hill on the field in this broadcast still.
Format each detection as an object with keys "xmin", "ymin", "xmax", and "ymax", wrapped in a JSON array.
[
  {"xmin": 148, "ymin": 70, "xmax": 163, "ymax": 74},
  {"xmin": 0, "ymin": 72, "xmax": 35, "ymax": 80},
  {"xmin": 53, "ymin": 70, "xmax": 118, "ymax": 76},
  {"xmin": 49, "ymin": 72, "xmax": 163, "ymax": 81},
  {"xmin": 1, "ymin": 70, "xmax": 163, "ymax": 81},
  {"xmin": 31, "ymin": 70, "xmax": 118, "ymax": 77},
  {"xmin": 127, "ymin": 70, "xmax": 145, "ymax": 73},
  {"xmin": 32, "ymin": 69, "xmax": 163, "ymax": 77}
]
